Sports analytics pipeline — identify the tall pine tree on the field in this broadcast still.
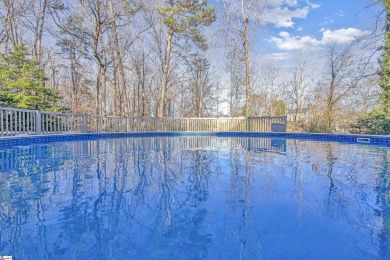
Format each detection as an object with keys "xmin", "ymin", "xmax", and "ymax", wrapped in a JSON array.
[
  {"xmin": 157, "ymin": 0, "xmax": 216, "ymax": 117},
  {"xmin": 0, "ymin": 46, "xmax": 62, "ymax": 111},
  {"xmin": 379, "ymin": 0, "xmax": 390, "ymax": 114}
]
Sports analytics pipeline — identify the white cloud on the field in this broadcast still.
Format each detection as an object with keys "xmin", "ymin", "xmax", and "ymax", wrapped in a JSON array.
[
  {"xmin": 263, "ymin": 0, "xmax": 320, "ymax": 28},
  {"xmin": 264, "ymin": 6, "xmax": 309, "ymax": 27},
  {"xmin": 267, "ymin": 0, "xmax": 299, "ymax": 7},
  {"xmin": 271, "ymin": 31, "xmax": 320, "ymax": 50},
  {"xmin": 321, "ymin": 28, "xmax": 369, "ymax": 44},
  {"xmin": 263, "ymin": 52, "xmax": 291, "ymax": 61},
  {"xmin": 221, "ymin": 0, "xmax": 309, "ymax": 28},
  {"xmin": 305, "ymin": 0, "xmax": 321, "ymax": 9},
  {"xmin": 335, "ymin": 10, "xmax": 344, "ymax": 17},
  {"xmin": 271, "ymin": 28, "xmax": 370, "ymax": 50},
  {"xmin": 322, "ymin": 17, "xmax": 334, "ymax": 25}
]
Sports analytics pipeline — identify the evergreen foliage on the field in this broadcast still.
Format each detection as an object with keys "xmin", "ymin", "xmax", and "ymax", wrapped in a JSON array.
[
  {"xmin": 0, "ymin": 46, "xmax": 62, "ymax": 111},
  {"xmin": 354, "ymin": 0, "xmax": 390, "ymax": 134},
  {"xmin": 353, "ymin": 110, "xmax": 390, "ymax": 135},
  {"xmin": 379, "ymin": 0, "xmax": 390, "ymax": 113},
  {"xmin": 157, "ymin": 0, "xmax": 216, "ymax": 50}
]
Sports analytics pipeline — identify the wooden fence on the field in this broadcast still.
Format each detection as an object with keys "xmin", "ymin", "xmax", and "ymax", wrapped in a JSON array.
[{"xmin": 0, "ymin": 106, "xmax": 287, "ymax": 137}]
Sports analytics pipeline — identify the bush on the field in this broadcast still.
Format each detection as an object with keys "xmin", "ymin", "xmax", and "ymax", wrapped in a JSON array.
[
  {"xmin": 0, "ymin": 45, "xmax": 63, "ymax": 111},
  {"xmin": 352, "ymin": 110, "xmax": 390, "ymax": 135},
  {"xmin": 306, "ymin": 120, "xmax": 329, "ymax": 133}
]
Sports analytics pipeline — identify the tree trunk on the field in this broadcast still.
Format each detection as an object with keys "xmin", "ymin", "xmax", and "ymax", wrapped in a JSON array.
[
  {"xmin": 109, "ymin": 0, "xmax": 128, "ymax": 116},
  {"xmin": 70, "ymin": 49, "xmax": 78, "ymax": 111},
  {"xmin": 101, "ymin": 65, "xmax": 107, "ymax": 116},
  {"xmin": 34, "ymin": 0, "xmax": 48, "ymax": 66},
  {"xmin": 5, "ymin": 0, "xmax": 17, "ymax": 47},
  {"xmin": 141, "ymin": 50, "xmax": 146, "ymax": 116},
  {"xmin": 326, "ymin": 76, "xmax": 336, "ymax": 131},
  {"xmin": 111, "ymin": 52, "xmax": 118, "ymax": 116},
  {"xmin": 158, "ymin": 28, "xmax": 173, "ymax": 117},
  {"xmin": 96, "ymin": 66, "xmax": 101, "ymax": 115},
  {"xmin": 244, "ymin": 18, "xmax": 250, "ymax": 117}
]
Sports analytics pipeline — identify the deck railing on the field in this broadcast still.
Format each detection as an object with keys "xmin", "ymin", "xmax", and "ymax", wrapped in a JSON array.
[{"xmin": 0, "ymin": 106, "xmax": 287, "ymax": 137}]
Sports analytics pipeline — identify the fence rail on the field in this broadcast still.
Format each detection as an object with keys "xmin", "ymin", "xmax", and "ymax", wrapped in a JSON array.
[{"xmin": 0, "ymin": 106, "xmax": 287, "ymax": 137}]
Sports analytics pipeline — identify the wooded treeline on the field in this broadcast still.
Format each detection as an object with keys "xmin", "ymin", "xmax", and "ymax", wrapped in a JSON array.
[{"xmin": 0, "ymin": 0, "xmax": 388, "ymax": 133}]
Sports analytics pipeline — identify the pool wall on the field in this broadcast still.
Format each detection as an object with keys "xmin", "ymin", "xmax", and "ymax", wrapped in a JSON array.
[{"xmin": 0, "ymin": 132, "xmax": 389, "ymax": 148}]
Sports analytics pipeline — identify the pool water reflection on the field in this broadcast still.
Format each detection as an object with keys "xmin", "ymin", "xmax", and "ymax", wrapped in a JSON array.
[{"xmin": 0, "ymin": 136, "xmax": 389, "ymax": 259}]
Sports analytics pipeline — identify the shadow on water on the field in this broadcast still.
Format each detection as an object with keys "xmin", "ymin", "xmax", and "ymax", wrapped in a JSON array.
[{"xmin": 0, "ymin": 136, "xmax": 389, "ymax": 259}]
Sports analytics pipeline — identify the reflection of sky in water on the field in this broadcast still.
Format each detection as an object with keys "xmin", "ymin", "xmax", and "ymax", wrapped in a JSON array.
[{"xmin": 0, "ymin": 137, "xmax": 389, "ymax": 259}]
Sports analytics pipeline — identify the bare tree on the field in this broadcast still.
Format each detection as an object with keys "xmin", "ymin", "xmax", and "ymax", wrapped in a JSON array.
[
  {"xmin": 287, "ymin": 53, "xmax": 315, "ymax": 122},
  {"xmin": 108, "ymin": 0, "xmax": 128, "ymax": 116},
  {"xmin": 225, "ymin": 38, "xmax": 245, "ymax": 116},
  {"xmin": 0, "ymin": 0, "xmax": 25, "ymax": 48},
  {"xmin": 107, "ymin": 0, "xmax": 144, "ymax": 116},
  {"xmin": 22, "ymin": 0, "xmax": 49, "ymax": 65},
  {"xmin": 186, "ymin": 57, "xmax": 215, "ymax": 117},
  {"xmin": 320, "ymin": 43, "xmax": 370, "ymax": 131},
  {"xmin": 222, "ymin": 0, "xmax": 266, "ymax": 116},
  {"xmin": 50, "ymin": 0, "xmax": 111, "ymax": 115},
  {"xmin": 251, "ymin": 60, "xmax": 280, "ymax": 116}
]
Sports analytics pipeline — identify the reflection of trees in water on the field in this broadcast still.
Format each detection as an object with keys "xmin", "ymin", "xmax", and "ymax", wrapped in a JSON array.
[
  {"xmin": 239, "ymin": 148, "xmax": 251, "ymax": 258},
  {"xmin": 378, "ymin": 149, "xmax": 390, "ymax": 258},
  {"xmin": 0, "ymin": 137, "xmax": 389, "ymax": 258},
  {"xmin": 291, "ymin": 139, "xmax": 305, "ymax": 220},
  {"xmin": 225, "ymin": 141, "xmax": 260, "ymax": 258},
  {"xmin": 322, "ymin": 143, "xmax": 380, "ymax": 231},
  {"xmin": 288, "ymin": 141, "xmax": 384, "ymax": 258},
  {"xmin": 151, "ymin": 138, "xmax": 214, "ymax": 258},
  {"xmin": 0, "ymin": 137, "xmax": 217, "ymax": 258},
  {"xmin": 242, "ymin": 139, "xmax": 386, "ymax": 258},
  {"xmin": 325, "ymin": 143, "xmax": 336, "ymax": 216},
  {"xmin": 0, "ymin": 144, "xmax": 76, "ymax": 259}
]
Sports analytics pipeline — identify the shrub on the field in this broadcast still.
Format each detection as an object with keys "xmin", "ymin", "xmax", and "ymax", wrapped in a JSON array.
[{"xmin": 352, "ymin": 110, "xmax": 390, "ymax": 135}]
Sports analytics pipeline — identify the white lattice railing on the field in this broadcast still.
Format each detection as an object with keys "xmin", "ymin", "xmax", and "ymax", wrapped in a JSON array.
[{"xmin": 0, "ymin": 106, "xmax": 287, "ymax": 137}]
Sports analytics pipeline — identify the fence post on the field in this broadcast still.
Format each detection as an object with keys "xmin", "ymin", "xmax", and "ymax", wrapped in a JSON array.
[
  {"xmin": 284, "ymin": 116, "xmax": 288, "ymax": 132},
  {"xmin": 187, "ymin": 118, "xmax": 190, "ymax": 131},
  {"xmin": 82, "ymin": 114, "xmax": 88, "ymax": 133},
  {"xmin": 156, "ymin": 117, "xmax": 159, "ymax": 132},
  {"xmin": 35, "ymin": 111, "xmax": 41, "ymax": 135},
  {"xmin": 104, "ymin": 115, "xmax": 107, "ymax": 132},
  {"xmin": 217, "ymin": 117, "xmax": 220, "ymax": 132},
  {"xmin": 247, "ymin": 117, "xmax": 251, "ymax": 132},
  {"xmin": 122, "ymin": 117, "xmax": 127, "ymax": 132},
  {"xmin": 0, "ymin": 109, "xmax": 3, "ymax": 136}
]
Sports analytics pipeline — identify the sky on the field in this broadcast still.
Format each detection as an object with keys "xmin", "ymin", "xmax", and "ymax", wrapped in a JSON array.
[
  {"xmin": 209, "ymin": 0, "xmax": 381, "ymax": 62},
  {"xmin": 262, "ymin": 0, "xmax": 376, "ymax": 56},
  {"xmin": 205, "ymin": 0, "xmax": 381, "ymax": 114}
]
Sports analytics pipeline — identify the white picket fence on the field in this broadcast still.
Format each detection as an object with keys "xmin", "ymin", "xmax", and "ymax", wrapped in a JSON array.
[{"xmin": 0, "ymin": 106, "xmax": 287, "ymax": 137}]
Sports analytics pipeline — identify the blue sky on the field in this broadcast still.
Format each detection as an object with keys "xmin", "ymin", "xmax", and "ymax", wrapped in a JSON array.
[
  {"xmin": 263, "ymin": 0, "xmax": 378, "ymax": 55},
  {"xmin": 209, "ymin": 0, "xmax": 381, "ymax": 60},
  {"xmin": 278, "ymin": 0, "xmax": 372, "ymax": 35}
]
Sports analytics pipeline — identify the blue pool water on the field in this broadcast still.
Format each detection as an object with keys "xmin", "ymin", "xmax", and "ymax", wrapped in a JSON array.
[{"xmin": 0, "ymin": 135, "xmax": 389, "ymax": 259}]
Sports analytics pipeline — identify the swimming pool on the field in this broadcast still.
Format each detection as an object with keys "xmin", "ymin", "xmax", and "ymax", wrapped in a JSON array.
[{"xmin": 0, "ymin": 134, "xmax": 389, "ymax": 259}]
